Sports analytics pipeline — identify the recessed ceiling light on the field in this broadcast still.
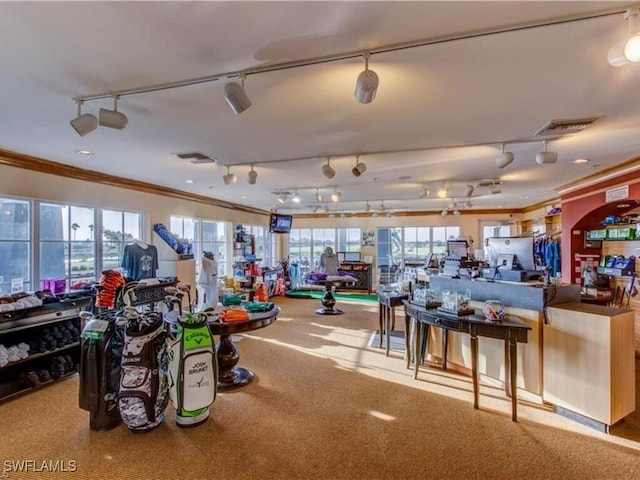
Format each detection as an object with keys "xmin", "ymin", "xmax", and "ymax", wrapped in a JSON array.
[
  {"xmin": 75, "ymin": 149, "xmax": 93, "ymax": 155},
  {"xmin": 241, "ymin": 195, "xmax": 246, "ymax": 199},
  {"xmin": 398, "ymin": 175, "xmax": 412, "ymax": 180},
  {"xmin": 185, "ymin": 179, "xmax": 194, "ymax": 184},
  {"xmin": 573, "ymin": 158, "xmax": 590, "ymax": 164}
]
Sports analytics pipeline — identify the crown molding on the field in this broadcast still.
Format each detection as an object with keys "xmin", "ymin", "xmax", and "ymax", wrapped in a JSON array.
[{"xmin": 0, "ymin": 148, "xmax": 269, "ymax": 216}]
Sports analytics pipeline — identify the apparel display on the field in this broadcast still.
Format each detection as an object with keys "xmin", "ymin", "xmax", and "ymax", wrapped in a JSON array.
[
  {"xmin": 197, "ymin": 252, "xmax": 218, "ymax": 310},
  {"xmin": 319, "ymin": 247, "xmax": 339, "ymax": 276},
  {"xmin": 121, "ymin": 241, "xmax": 159, "ymax": 281}
]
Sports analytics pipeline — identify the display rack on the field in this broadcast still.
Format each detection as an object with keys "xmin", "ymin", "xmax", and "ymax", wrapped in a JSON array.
[
  {"xmin": 233, "ymin": 226, "xmax": 258, "ymax": 301},
  {"xmin": 338, "ymin": 262, "xmax": 372, "ymax": 294},
  {"xmin": 0, "ymin": 296, "xmax": 92, "ymax": 402}
]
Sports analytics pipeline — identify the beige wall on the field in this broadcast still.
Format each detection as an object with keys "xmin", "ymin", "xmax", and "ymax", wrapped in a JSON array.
[
  {"xmin": 1, "ymin": 164, "xmax": 523, "ymax": 263},
  {"xmin": 0, "ymin": 165, "xmax": 270, "ymax": 241}
]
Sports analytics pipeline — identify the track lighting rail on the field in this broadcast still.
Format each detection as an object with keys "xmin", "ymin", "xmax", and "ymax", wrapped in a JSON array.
[{"xmin": 73, "ymin": 5, "xmax": 629, "ymax": 103}]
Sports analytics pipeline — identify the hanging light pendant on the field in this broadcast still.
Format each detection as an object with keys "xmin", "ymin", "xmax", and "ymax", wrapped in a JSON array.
[{"xmin": 354, "ymin": 53, "xmax": 379, "ymax": 104}]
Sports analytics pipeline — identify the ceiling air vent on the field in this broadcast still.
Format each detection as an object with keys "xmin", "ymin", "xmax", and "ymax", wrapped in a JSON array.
[
  {"xmin": 534, "ymin": 117, "xmax": 600, "ymax": 137},
  {"xmin": 175, "ymin": 152, "xmax": 216, "ymax": 164}
]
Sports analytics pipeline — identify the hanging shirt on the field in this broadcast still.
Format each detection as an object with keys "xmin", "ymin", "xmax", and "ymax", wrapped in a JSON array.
[
  {"xmin": 121, "ymin": 243, "xmax": 158, "ymax": 280},
  {"xmin": 95, "ymin": 269, "xmax": 126, "ymax": 308}
]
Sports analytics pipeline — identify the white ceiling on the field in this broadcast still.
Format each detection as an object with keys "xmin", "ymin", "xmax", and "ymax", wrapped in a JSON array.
[{"xmin": 1, "ymin": 1, "xmax": 640, "ymax": 215}]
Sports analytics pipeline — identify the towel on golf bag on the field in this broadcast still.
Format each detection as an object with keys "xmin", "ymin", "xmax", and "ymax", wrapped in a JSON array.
[{"xmin": 118, "ymin": 316, "xmax": 169, "ymax": 432}]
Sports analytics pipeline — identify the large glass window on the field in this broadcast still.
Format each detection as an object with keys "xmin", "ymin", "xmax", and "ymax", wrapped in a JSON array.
[
  {"xmin": 39, "ymin": 203, "xmax": 96, "ymax": 290},
  {"xmin": 311, "ymin": 228, "xmax": 336, "ymax": 269},
  {"xmin": 0, "ymin": 198, "xmax": 31, "ymax": 294},
  {"xmin": 202, "ymin": 220, "xmax": 230, "ymax": 276},
  {"xmin": 102, "ymin": 209, "xmax": 143, "ymax": 270},
  {"xmin": 289, "ymin": 228, "xmax": 312, "ymax": 277},
  {"xmin": 337, "ymin": 228, "xmax": 361, "ymax": 253},
  {"xmin": 377, "ymin": 226, "xmax": 461, "ymax": 271}
]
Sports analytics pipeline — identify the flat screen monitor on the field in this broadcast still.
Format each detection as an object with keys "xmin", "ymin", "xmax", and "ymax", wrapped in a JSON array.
[
  {"xmin": 485, "ymin": 236, "xmax": 536, "ymax": 271},
  {"xmin": 343, "ymin": 252, "xmax": 361, "ymax": 262},
  {"xmin": 269, "ymin": 213, "xmax": 293, "ymax": 234}
]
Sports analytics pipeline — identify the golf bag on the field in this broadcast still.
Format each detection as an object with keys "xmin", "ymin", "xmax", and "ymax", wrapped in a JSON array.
[
  {"xmin": 168, "ymin": 313, "xmax": 217, "ymax": 427},
  {"xmin": 79, "ymin": 312, "xmax": 125, "ymax": 431},
  {"xmin": 117, "ymin": 312, "xmax": 169, "ymax": 433}
]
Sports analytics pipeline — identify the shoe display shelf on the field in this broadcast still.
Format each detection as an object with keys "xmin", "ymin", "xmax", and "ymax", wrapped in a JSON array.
[{"xmin": 0, "ymin": 296, "xmax": 91, "ymax": 402}]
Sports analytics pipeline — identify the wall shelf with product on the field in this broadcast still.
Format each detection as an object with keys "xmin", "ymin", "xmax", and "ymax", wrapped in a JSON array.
[
  {"xmin": 0, "ymin": 295, "xmax": 92, "ymax": 402},
  {"xmin": 233, "ymin": 225, "xmax": 258, "ymax": 301},
  {"xmin": 337, "ymin": 252, "xmax": 372, "ymax": 294},
  {"xmin": 152, "ymin": 223, "xmax": 196, "ymax": 307}
]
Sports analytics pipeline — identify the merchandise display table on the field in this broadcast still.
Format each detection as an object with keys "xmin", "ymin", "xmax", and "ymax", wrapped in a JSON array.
[
  {"xmin": 377, "ymin": 290, "xmax": 409, "ymax": 356},
  {"xmin": 307, "ymin": 276, "xmax": 356, "ymax": 315},
  {"xmin": 207, "ymin": 307, "xmax": 280, "ymax": 391},
  {"xmin": 404, "ymin": 302, "xmax": 531, "ymax": 422}
]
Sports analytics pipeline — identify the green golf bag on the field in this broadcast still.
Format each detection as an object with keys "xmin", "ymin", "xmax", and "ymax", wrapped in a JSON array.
[{"xmin": 168, "ymin": 313, "xmax": 217, "ymax": 427}]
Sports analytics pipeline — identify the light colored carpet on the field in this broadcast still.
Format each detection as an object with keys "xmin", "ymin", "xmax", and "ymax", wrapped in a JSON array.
[{"xmin": 1, "ymin": 297, "xmax": 639, "ymax": 479}]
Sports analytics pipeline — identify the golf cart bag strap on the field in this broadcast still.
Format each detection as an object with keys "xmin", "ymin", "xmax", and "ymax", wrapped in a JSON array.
[{"xmin": 118, "ymin": 318, "xmax": 169, "ymax": 432}]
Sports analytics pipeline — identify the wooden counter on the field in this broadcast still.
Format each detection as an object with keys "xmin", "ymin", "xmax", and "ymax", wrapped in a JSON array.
[{"xmin": 544, "ymin": 302, "xmax": 635, "ymax": 431}]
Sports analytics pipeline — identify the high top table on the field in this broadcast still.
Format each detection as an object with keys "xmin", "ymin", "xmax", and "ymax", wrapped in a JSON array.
[
  {"xmin": 377, "ymin": 290, "xmax": 409, "ymax": 356},
  {"xmin": 307, "ymin": 276, "xmax": 357, "ymax": 315},
  {"xmin": 404, "ymin": 301, "xmax": 531, "ymax": 422}
]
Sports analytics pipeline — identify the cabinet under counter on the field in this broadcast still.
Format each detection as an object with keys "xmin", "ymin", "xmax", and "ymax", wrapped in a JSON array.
[{"xmin": 544, "ymin": 302, "xmax": 635, "ymax": 432}]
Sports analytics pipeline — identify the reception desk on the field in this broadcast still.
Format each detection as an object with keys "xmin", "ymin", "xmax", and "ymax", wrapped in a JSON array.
[
  {"xmin": 544, "ymin": 302, "xmax": 635, "ymax": 432},
  {"xmin": 418, "ymin": 277, "xmax": 580, "ymax": 399}
]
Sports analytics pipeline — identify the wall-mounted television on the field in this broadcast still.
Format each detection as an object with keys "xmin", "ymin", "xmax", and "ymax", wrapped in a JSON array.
[{"xmin": 269, "ymin": 213, "xmax": 293, "ymax": 234}]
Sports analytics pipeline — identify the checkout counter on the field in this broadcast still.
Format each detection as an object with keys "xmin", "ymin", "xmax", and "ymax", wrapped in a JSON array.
[{"xmin": 417, "ymin": 276, "xmax": 635, "ymax": 431}]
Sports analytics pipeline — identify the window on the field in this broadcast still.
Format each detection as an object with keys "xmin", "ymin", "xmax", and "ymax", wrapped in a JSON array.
[
  {"xmin": 244, "ymin": 224, "xmax": 276, "ymax": 267},
  {"xmin": 337, "ymin": 228, "xmax": 361, "ymax": 253},
  {"xmin": 432, "ymin": 226, "xmax": 461, "ymax": 255},
  {"xmin": 170, "ymin": 216, "xmax": 200, "ymax": 259},
  {"xmin": 102, "ymin": 209, "xmax": 143, "ymax": 270},
  {"xmin": 289, "ymin": 228, "xmax": 312, "ymax": 277},
  {"xmin": 311, "ymin": 228, "xmax": 336, "ymax": 269},
  {"xmin": 0, "ymin": 197, "xmax": 31, "ymax": 294},
  {"xmin": 376, "ymin": 226, "xmax": 461, "ymax": 271},
  {"xmin": 202, "ymin": 220, "xmax": 230, "ymax": 276},
  {"xmin": 39, "ymin": 203, "xmax": 96, "ymax": 290}
]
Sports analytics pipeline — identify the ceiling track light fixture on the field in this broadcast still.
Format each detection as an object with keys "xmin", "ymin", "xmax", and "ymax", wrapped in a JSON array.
[
  {"xmin": 437, "ymin": 183, "xmax": 448, "ymax": 199},
  {"xmin": 419, "ymin": 185, "xmax": 431, "ymax": 199},
  {"xmin": 223, "ymin": 166, "xmax": 237, "ymax": 185},
  {"xmin": 331, "ymin": 187, "xmax": 342, "ymax": 202},
  {"xmin": 292, "ymin": 189, "xmax": 301, "ymax": 203},
  {"xmin": 99, "ymin": 95, "xmax": 128, "ymax": 130},
  {"xmin": 352, "ymin": 155, "xmax": 367, "ymax": 177},
  {"xmin": 324, "ymin": 205, "xmax": 330, "ymax": 213},
  {"xmin": 365, "ymin": 201, "xmax": 371, "ymax": 212},
  {"xmin": 609, "ymin": 7, "xmax": 640, "ymax": 66},
  {"xmin": 70, "ymin": 99, "xmax": 98, "ymax": 137},
  {"xmin": 321, "ymin": 157, "xmax": 336, "ymax": 179},
  {"xmin": 247, "ymin": 164, "xmax": 258, "ymax": 185},
  {"xmin": 315, "ymin": 188, "xmax": 322, "ymax": 203},
  {"xmin": 277, "ymin": 192, "xmax": 288, "ymax": 204},
  {"xmin": 463, "ymin": 182, "xmax": 475, "ymax": 198},
  {"xmin": 496, "ymin": 143, "xmax": 515, "ymax": 169},
  {"xmin": 379, "ymin": 201, "xmax": 386, "ymax": 212},
  {"xmin": 441, "ymin": 209, "xmax": 449, "ymax": 217},
  {"xmin": 224, "ymin": 74, "xmax": 252, "ymax": 115},
  {"xmin": 536, "ymin": 140, "xmax": 558, "ymax": 165},
  {"xmin": 354, "ymin": 52, "xmax": 379, "ymax": 104},
  {"xmin": 489, "ymin": 181, "xmax": 501, "ymax": 195}
]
